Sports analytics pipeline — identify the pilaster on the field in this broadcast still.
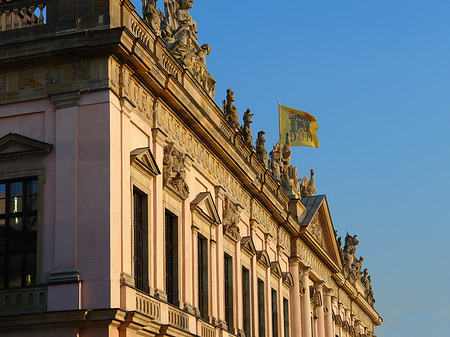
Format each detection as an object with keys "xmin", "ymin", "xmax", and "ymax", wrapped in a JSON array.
[
  {"xmin": 316, "ymin": 282, "xmax": 325, "ymax": 337},
  {"xmin": 324, "ymin": 289, "xmax": 334, "ymax": 337},
  {"xmin": 301, "ymin": 267, "xmax": 312, "ymax": 337},
  {"xmin": 48, "ymin": 90, "xmax": 81, "ymax": 311},
  {"xmin": 152, "ymin": 127, "xmax": 167, "ymax": 300},
  {"xmin": 288, "ymin": 257, "xmax": 302, "ymax": 337}
]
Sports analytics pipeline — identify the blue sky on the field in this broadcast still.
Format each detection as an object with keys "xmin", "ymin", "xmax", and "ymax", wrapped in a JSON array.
[{"xmin": 133, "ymin": 1, "xmax": 450, "ymax": 335}]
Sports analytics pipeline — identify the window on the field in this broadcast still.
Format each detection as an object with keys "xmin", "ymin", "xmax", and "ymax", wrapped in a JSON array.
[
  {"xmin": 165, "ymin": 211, "xmax": 178, "ymax": 305},
  {"xmin": 258, "ymin": 278, "xmax": 265, "ymax": 337},
  {"xmin": 242, "ymin": 267, "xmax": 251, "ymax": 337},
  {"xmin": 283, "ymin": 297, "xmax": 290, "ymax": 337},
  {"xmin": 198, "ymin": 234, "xmax": 208, "ymax": 320},
  {"xmin": 133, "ymin": 189, "xmax": 148, "ymax": 292},
  {"xmin": 224, "ymin": 253, "xmax": 234, "ymax": 332},
  {"xmin": 0, "ymin": 178, "xmax": 38, "ymax": 289},
  {"xmin": 272, "ymin": 288, "xmax": 279, "ymax": 337}
]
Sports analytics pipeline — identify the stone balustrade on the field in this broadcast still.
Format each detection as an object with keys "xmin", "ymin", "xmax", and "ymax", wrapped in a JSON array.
[
  {"xmin": 168, "ymin": 306, "xmax": 189, "ymax": 331},
  {"xmin": 200, "ymin": 321, "xmax": 216, "ymax": 337},
  {"xmin": 0, "ymin": 286, "xmax": 47, "ymax": 316},
  {"xmin": 136, "ymin": 291, "xmax": 161, "ymax": 321},
  {"xmin": 0, "ymin": 0, "xmax": 46, "ymax": 32}
]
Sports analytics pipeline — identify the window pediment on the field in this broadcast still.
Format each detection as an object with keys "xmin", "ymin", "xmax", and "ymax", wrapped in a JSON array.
[
  {"xmin": 270, "ymin": 261, "xmax": 282, "ymax": 279},
  {"xmin": 282, "ymin": 272, "xmax": 294, "ymax": 289},
  {"xmin": 0, "ymin": 133, "xmax": 52, "ymax": 158},
  {"xmin": 130, "ymin": 147, "xmax": 161, "ymax": 177},
  {"xmin": 256, "ymin": 250, "xmax": 270, "ymax": 269},
  {"xmin": 240, "ymin": 236, "xmax": 256, "ymax": 257},
  {"xmin": 190, "ymin": 192, "xmax": 221, "ymax": 225}
]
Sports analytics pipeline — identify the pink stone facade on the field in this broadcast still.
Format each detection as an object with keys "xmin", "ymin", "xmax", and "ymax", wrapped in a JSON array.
[{"xmin": 0, "ymin": 1, "xmax": 381, "ymax": 336}]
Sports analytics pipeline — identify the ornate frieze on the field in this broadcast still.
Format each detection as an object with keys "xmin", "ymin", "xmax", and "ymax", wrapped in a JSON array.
[{"xmin": 295, "ymin": 239, "xmax": 332, "ymax": 286}]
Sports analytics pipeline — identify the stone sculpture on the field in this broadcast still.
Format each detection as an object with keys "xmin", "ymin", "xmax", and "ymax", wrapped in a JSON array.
[
  {"xmin": 161, "ymin": 0, "xmax": 216, "ymax": 97},
  {"xmin": 222, "ymin": 196, "xmax": 241, "ymax": 242},
  {"xmin": 337, "ymin": 236, "xmax": 345, "ymax": 263},
  {"xmin": 163, "ymin": 141, "xmax": 189, "ymax": 199},
  {"xmin": 268, "ymin": 141, "xmax": 283, "ymax": 182},
  {"xmin": 343, "ymin": 232, "xmax": 359, "ymax": 271},
  {"xmin": 241, "ymin": 109, "xmax": 255, "ymax": 150},
  {"xmin": 352, "ymin": 256, "xmax": 364, "ymax": 279},
  {"xmin": 256, "ymin": 131, "xmax": 268, "ymax": 168},
  {"xmin": 143, "ymin": 0, "xmax": 162, "ymax": 36},
  {"xmin": 224, "ymin": 89, "xmax": 239, "ymax": 130},
  {"xmin": 300, "ymin": 169, "xmax": 317, "ymax": 198},
  {"xmin": 269, "ymin": 134, "xmax": 302, "ymax": 198}
]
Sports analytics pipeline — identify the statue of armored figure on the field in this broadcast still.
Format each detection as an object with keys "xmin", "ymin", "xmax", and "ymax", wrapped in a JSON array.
[
  {"xmin": 224, "ymin": 89, "xmax": 240, "ymax": 130},
  {"xmin": 241, "ymin": 109, "xmax": 255, "ymax": 150},
  {"xmin": 143, "ymin": 0, "xmax": 162, "ymax": 36},
  {"xmin": 161, "ymin": 0, "xmax": 216, "ymax": 97},
  {"xmin": 256, "ymin": 131, "xmax": 268, "ymax": 168}
]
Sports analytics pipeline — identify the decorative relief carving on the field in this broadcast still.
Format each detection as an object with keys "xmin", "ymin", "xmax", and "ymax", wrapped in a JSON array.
[
  {"xmin": 163, "ymin": 141, "xmax": 189, "ymax": 199},
  {"xmin": 296, "ymin": 239, "xmax": 332, "ymax": 286},
  {"xmin": 223, "ymin": 195, "xmax": 241, "ymax": 243},
  {"xmin": 308, "ymin": 212, "xmax": 324, "ymax": 246},
  {"xmin": 45, "ymin": 68, "xmax": 61, "ymax": 85}
]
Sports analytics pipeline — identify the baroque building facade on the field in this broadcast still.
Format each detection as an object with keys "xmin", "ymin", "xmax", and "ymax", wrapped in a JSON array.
[{"xmin": 0, "ymin": 1, "xmax": 382, "ymax": 336}]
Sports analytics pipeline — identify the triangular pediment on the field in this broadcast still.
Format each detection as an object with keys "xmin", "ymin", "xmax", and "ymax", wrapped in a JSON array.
[
  {"xmin": 256, "ymin": 250, "xmax": 270, "ymax": 269},
  {"xmin": 270, "ymin": 261, "xmax": 282, "ymax": 279},
  {"xmin": 130, "ymin": 147, "xmax": 161, "ymax": 176},
  {"xmin": 301, "ymin": 195, "xmax": 343, "ymax": 270},
  {"xmin": 0, "ymin": 133, "xmax": 52, "ymax": 158},
  {"xmin": 282, "ymin": 272, "xmax": 294, "ymax": 289},
  {"xmin": 240, "ymin": 236, "xmax": 256, "ymax": 257},
  {"xmin": 190, "ymin": 192, "xmax": 221, "ymax": 224}
]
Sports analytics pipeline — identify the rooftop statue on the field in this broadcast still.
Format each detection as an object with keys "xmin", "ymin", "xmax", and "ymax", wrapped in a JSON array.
[
  {"xmin": 268, "ymin": 141, "xmax": 283, "ymax": 182},
  {"xmin": 343, "ymin": 232, "xmax": 359, "ymax": 271},
  {"xmin": 337, "ymin": 236, "xmax": 345, "ymax": 262},
  {"xmin": 352, "ymin": 256, "xmax": 364, "ymax": 279},
  {"xmin": 256, "ymin": 131, "xmax": 268, "ymax": 168},
  {"xmin": 300, "ymin": 169, "xmax": 317, "ymax": 198},
  {"xmin": 143, "ymin": 0, "xmax": 162, "ymax": 36},
  {"xmin": 241, "ymin": 109, "xmax": 255, "ymax": 150},
  {"xmin": 270, "ymin": 134, "xmax": 301, "ymax": 198},
  {"xmin": 224, "ymin": 89, "xmax": 240, "ymax": 130},
  {"xmin": 160, "ymin": 0, "xmax": 216, "ymax": 97}
]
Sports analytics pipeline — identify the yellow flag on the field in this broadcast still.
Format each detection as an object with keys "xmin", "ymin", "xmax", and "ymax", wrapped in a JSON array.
[{"xmin": 279, "ymin": 104, "xmax": 319, "ymax": 148}]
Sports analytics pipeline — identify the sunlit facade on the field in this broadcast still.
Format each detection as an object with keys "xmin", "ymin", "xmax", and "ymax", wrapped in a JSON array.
[{"xmin": 0, "ymin": 0, "xmax": 381, "ymax": 336}]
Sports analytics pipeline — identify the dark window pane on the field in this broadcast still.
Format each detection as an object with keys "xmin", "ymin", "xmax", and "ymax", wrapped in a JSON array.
[
  {"xmin": 9, "ymin": 255, "xmax": 22, "ymax": 288},
  {"xmin": 27, "ymin": 180, "xmax": 38, "ymax": 195},
  {"xmin": 0, "ymin": 256, "xmax": 4, "ymax": 289},
  {"xmin": 10, "ymin": 182, "xmax": 23, "ymax": 197},
  {"xmin": 25, "ymin": 253, "xmax": 36, "ymax": 286},
  {"xmin": 9, "ymin": 218, "xmax": 23, "ymax": 251},
  {"xmin": 26, "ymin": 215, "xmax": 38, "ymax": 231}
]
